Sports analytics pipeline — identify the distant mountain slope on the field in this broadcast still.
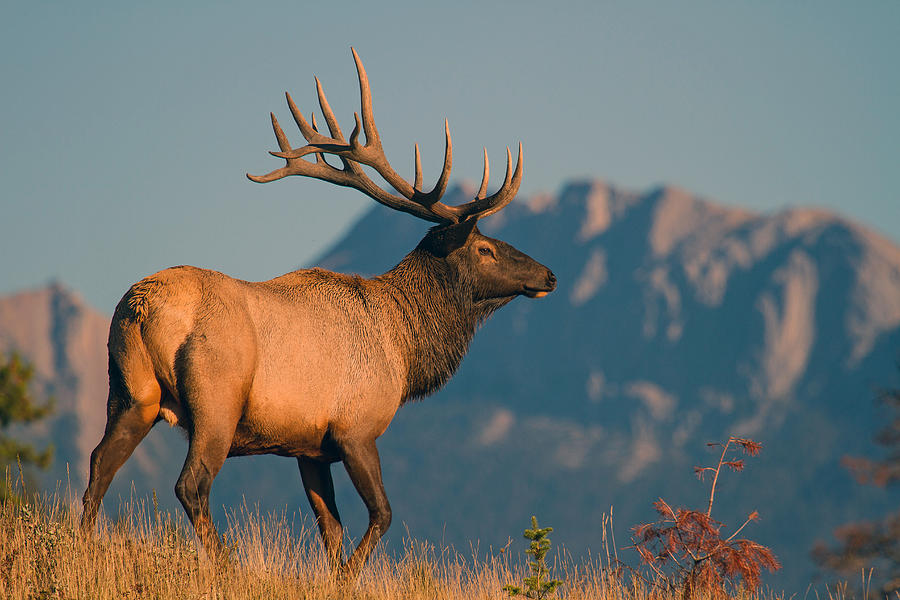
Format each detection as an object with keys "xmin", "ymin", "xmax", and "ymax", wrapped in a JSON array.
[{"xmin": 1, "ymin": 180, "xmax": 898, "ymax": 591}]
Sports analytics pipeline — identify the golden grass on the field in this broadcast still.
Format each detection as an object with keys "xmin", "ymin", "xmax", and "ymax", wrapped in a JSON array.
[{"xmin": 0, "ymin": 486, "xmax": 803, "ymax": 600}]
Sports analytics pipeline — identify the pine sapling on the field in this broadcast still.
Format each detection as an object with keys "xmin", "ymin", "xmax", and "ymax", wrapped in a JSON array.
[{"xmin": 504, "ymin": 515, "xmax": 564, "ymax": 599}]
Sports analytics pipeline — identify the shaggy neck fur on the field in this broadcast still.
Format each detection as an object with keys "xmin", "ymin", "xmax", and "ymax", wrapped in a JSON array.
[{"xmin": 378, "ymin": 247, "xmax": 510, "ymax": 403}]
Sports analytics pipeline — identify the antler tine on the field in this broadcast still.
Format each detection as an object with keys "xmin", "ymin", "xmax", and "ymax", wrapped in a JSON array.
[
  {"xmin": 285, "ymin": 92, "xmax": 327, "ymax": 147},
  {"xmin": 500, "ymin": 147, "xmax": 514, "ymax": 193},
  {"xmin": 476, "ymin": 147, "xmax": 490, "ymax": 200},
  {"xmin": 271, "ymin": 113, "xmax": 292, "ymax": 153},
  {"xmin": 425, "ymin": 120, "xmax": 453, "ymax": 206},
  {"xmin": 351, "ymin": 47, "xmax": 379, "ymax": 148},
  {"xmin": 315, "ymin": 77, "xmax": 345, "ymax": 142},
  {"xmin": 414, "ymin": 144, "xmax": 423, "ymax": 190}
]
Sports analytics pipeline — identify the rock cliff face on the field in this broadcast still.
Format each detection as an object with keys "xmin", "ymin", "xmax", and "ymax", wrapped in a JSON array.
[{"xmin": 2, "ymin": 180, "xmax": 898, "ymax": 590}]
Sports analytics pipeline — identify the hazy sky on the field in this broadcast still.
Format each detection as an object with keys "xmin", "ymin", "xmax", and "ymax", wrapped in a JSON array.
[{"xmin": 2, "ymin": 2, "xmax": 897, "ymax": 311}]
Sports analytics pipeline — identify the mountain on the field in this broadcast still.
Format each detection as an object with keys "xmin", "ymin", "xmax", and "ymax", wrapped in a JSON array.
[{"xmin": 2, "ymin": 181, "xmax": 898, "ymax": 591}]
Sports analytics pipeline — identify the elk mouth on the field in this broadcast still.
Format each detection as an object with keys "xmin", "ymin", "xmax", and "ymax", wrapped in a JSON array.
[{"xmin": 523, "ymin": 285, "xmax": 555, "ymax": 299}]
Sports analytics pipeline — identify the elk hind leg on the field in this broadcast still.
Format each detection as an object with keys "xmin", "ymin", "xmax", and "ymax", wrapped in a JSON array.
[
  {"xmin": 81, "ymin": 369, "xmax": 160, "ymax": 534},
  {"xmin": 174, "ymin": 405, "xmax": 240, "ymax": 562}
]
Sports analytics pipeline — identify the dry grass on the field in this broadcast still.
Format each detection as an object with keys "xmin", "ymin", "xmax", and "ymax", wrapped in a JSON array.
[{"xmin": 0, "ymin": 485, "xmax": 796, "ymax": 600}]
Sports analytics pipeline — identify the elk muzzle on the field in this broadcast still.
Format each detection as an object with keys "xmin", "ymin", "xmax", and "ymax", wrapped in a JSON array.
[{"xmin": 523, "ymin": 268, "xmax": 557, "ymax": 298}]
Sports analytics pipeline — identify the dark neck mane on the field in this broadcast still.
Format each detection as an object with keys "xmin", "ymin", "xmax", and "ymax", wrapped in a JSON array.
[{"xmin": 377, "ymin": 249, "xmax": 508, "ymax": 402}]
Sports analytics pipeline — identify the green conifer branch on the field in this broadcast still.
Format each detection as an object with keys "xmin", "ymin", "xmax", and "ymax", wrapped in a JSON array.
[{"xmin": 503, "ymin": 515, "xmax": 564, "ymax": 599}]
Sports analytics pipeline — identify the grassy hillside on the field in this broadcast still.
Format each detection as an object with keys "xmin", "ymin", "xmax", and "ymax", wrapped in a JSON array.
[
  {"xmin": 0, "ymin": 480, "xmax": 807, "ymax": 600},
  {"xmin": 0, "ymin": 491, "xmax": 608, "ymax": 599}
]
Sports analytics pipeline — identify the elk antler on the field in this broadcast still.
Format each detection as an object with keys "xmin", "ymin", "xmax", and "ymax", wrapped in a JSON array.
[{"xmin": 247, "ymin": 48, "xmax": 523, "ymax": 225}]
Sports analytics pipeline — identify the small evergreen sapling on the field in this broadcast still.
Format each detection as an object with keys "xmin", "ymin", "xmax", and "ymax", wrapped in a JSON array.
[{"xmin": 503, "ymin": 515, "xmax": 564, "ymax": 599}]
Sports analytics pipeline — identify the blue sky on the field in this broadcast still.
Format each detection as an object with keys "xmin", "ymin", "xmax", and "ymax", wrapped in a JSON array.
[{"xmin": 1, "ymin": 2, "xmax": 897, "ymax": 311}]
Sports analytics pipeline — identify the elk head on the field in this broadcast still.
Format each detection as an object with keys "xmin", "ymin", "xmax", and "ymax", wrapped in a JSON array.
[
  {"xmin": 248, "ymin": 48, "xmax": 556, "ymax": 303},
  {"xmin": 417, "ymin": 219, "xmax": 557, "ymax": 304}
]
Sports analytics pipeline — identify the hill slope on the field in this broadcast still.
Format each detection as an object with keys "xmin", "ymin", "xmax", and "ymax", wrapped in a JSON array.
[{"xmin": 2, "ymin": 181, "xmax": 898, "ymax": 591}]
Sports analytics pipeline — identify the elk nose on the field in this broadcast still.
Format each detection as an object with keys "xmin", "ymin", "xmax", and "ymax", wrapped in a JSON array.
[{"xmin": 547, "ymin": 270, "xmax": 557, "ymax": 289}]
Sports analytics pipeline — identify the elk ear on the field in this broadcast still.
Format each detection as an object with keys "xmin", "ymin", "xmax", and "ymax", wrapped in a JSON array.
[{"xmin": 419, "ymin": 218, "xmax": 479, "ymax": 257}]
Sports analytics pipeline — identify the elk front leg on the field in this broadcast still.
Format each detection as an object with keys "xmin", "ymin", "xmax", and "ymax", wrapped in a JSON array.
[
  {"xmin": 298, "ymin": 457, "xmax": 344, "ymax": 570},
  {"xmin": 339, "ymin": 439, "xmax": 391, "ymax": 579}
]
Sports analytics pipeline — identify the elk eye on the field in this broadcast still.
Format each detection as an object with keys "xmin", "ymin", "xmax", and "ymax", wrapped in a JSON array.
[{"xmin": 478, "ymin": 246, "xmax": 494, "ymax": 258}]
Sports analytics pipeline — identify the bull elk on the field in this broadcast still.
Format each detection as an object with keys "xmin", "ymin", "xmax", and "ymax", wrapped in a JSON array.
[{"xmin": 80, "ymin": 48, "xmax": 556, "ymax": 577}]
